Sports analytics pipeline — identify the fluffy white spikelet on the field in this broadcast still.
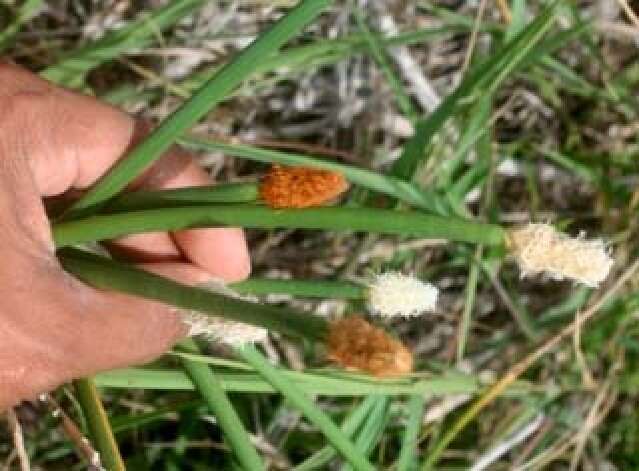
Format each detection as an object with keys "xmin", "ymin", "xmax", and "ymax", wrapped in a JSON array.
[
  {"xmin": 507, "ymin": 223, "xmax": 613, "ymax": 288},
  {"xmin": 366, "ymin": 272, "xmax": 438, "ymax": 317},
  {"xmin": 180, "ymin": 280, "xmax": 268, "ymax": 347},
  {"xmin": 181, "ymin": 312, "xmax": 268, "ymax": 346}
]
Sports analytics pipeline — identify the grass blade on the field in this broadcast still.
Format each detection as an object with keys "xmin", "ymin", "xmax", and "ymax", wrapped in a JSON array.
[
  {"xmin": 232, "ymin": 278, "xmax": 365, "ymax": 299},
  {"xmin": 457, "ymin": 247, "xmax": 483, "ymax": 362},
  {"xmin": 177, "ymin": 339, "xmax": 264, "ymax": 470},
  {"xmin": 94, "ymin": 367, "xmax": 486, "ymax": 397},
  {"xmin": 65, "ymin": 0, "xmax": 332, "ymax": 218},
  {"xmin": 74, "ymin": 379, "xmax": 125, "ymax": 471},
  {"xmin": 294, "ymin": 397, "xmax": 380, "ymax": 470},
  {"xmin": 353, "ymin": 10, "xmax": 417, "ymax": 121},
  {"xmin": 0, "ymin": 0, "xmax": 43, "ymax": 51},
  {"xmin": 396, "ymin": 395, "xmax": 426, "ymax": 471},
  {"xmin": 238, "ymin": 346, "xmax": 376, "ymax": 471},
  {"xmin": 342, "ymin": 396, "xmax": 390, "ymax": 471}
]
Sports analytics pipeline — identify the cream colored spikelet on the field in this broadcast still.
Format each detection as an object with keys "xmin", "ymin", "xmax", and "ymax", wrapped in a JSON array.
[
  {"xmin": 507, "ymin": 223, "xmax": 613, "ymax": 288},
  {"xmin": 366, "ymin": 272, "xmax": 438, "ymax": 318},
  {"xmin": 179, "ymin": 280, "xmax": 268, "ymax": 347}
]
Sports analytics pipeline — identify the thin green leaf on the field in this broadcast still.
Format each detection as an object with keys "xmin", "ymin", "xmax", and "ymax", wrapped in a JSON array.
[
  {"xmin": 106, "ymin": 183, "xmax": 260, "ymax": 212},
  {"xmin": 396, "ymin": 395, "xmax": 426, "ymax": 471},
  {"xmin": 0, "ymin": 0, "xmax": 43, "ymax": 51},
  {"xmin": 94, "ymin": 367, "xmax": 487, "ymax": 397},
  {"xmin": 74, "ymin": 379, "xmax": 125, "ymax": 471},
  {"xmin": 353, "ymin": 10, "xmax": 417, "ymax": 121},
  {"xmin": 177, "ymin": 339, "xmax": 264, "ymax": 470},
  {"xmin": 457, "ymin": 247, "xmax": 483, "ymax": 362},
  {"xmin": 294, "ymin": 397, "xmax": 380, "ymax": 471},
  {"xmin": 342, "ymin": 396, "xmax": 390, "ymax": 471},
  {"xmin": 232, "ymin": 278, "xmax": 365, "ymax": 299},
  {"xmin": 238, "ymin": 346, "xmax": 376, "ymax": 471}
]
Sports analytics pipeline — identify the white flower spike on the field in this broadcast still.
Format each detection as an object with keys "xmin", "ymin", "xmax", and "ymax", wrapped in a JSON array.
[
  {"xmin": 366, "ymin": 272, "xmax": 439, "ymax": 318},
  {"xmin": 181, "ymin": 312, "xmax": 268, "ymax": 347},
  {"xmin": 507, "ymin": 223, "xmax": 613, "ymax": 288},
  {"xmin": 179, "ymin": 280, "xmax": 268, "ymax": 347}
]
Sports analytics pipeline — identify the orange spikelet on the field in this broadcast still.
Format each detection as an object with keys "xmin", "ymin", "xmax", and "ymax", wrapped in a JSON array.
[
  {"xmin": 260, "ymin": 165, "xmax": 349, "ymax": 209},
  {"xmin": 327, "ymin": 316, "xmax": 413, "ymax": 377}
]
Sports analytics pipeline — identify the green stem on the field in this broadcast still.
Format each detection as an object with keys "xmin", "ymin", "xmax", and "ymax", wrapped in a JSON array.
[
  {"xmin": 232, "ymin": 278, "xmax": 365, "ymax": 299},
  {"xmin": 64, "ymin": 0, "xmax": 332, "ymax": 218},
  {"xmin": 177, "ymin": 339, "xmax": 264, "ymax": 470},
  {"xmin": 106, "ymin": 183, "xmax": 259, "ymax": 212},
  {"xmin": 53, "ymin": 204, "xmax": 506, "ymax": 248},
  {"xmin": 57, "ymin": 247, "xmax": 328, "ymax": 342},
  {"xmin": 74, "ymin": 379, "xmax": 125, "ymax": 471}
]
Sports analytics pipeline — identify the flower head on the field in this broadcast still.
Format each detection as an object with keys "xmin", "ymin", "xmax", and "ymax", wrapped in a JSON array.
[
  {"xmin": 260, "ymin": 165, "xmax": 349, "ymax": 209},
  {"xmin": 181, "ymin": 312, "xmax": 268, "ymax": 347},
  {"xmin": 327, "ymin": 315, "xmax": 413, "ymax": 377},
  {"xmin": 507, "ymin": 223, "xmax": 613, "ymax": 288},
  {"xmin": 179, "ymin": 281, "xmax": 268, "ymax": 347},
  {"xmin": 366, "ymin": 272, "xmax": 438, "ymax": 317}
]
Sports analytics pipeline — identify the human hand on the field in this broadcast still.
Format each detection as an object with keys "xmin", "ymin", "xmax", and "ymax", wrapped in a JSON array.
[{"xmin": 0, "ymin": 61, "xmax": 251, "ymax": 410}]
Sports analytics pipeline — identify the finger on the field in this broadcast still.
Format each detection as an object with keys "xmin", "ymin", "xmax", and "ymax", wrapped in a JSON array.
[
  {"xmin": 0, "ymin": 62, "xmax": 135, "ymax": 196},
  {"xmin": 106, "ymin": 232, "xmax": 182, "ymax": 263},
  {"xmin": 134, "ymin": 146, "xmax": 252, "ymax": 282},
  {"xmin": 138, "ymin": 261, "xmax": 214, "ymax": 286},
  {"xmin": 0, "ymin": 63, "xmax": 251, "ymax": 281},
  {"xmin": 0, "ymin": 264, "xmax": 187, "ymax": 408},
  {"xmin": 107, "ymin": 144, "xmax": 251, "ymax": 280},
  {"xmin": 68, "ymin": 284, "xmax": 187, "ymax": 374}
]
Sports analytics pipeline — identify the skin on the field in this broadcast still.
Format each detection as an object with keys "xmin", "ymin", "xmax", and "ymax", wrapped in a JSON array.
[{"xmin": 0, "ymin": 61, "xmax": 251, "ymax": 410}]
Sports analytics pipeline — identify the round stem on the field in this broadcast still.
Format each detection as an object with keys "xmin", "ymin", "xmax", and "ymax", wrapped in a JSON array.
[
  {"xmin": 58, "ymin": 248, "xmax": 328, "ymax": 342},
  {"xmin": 106, "ymin": 183, "xmax": 259, "ymax": 212},
  {"xmin": 53, "ymin": 204, "xmax": 506, "ymax": 248}
]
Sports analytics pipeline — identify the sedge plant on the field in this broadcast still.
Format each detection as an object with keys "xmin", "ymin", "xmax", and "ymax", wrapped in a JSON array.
[{"xmin": 9, "ymin": 0, "xmax": 620, "ymax": 469}]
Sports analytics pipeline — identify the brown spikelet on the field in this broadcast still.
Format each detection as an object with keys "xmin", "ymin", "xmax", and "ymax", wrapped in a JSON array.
[
  {"xmin": 260, "ymin": 165, "xmax": 349, "ymax": 209},
  {"xmin": 327, "ymin": 316, "xmax": 413, "ymax": 377}
]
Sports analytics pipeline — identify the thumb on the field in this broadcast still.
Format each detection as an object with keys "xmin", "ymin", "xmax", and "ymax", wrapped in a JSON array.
[
  {"xmin": 67, "ymin": 278, "xmax": 187, "ymax": 374},
  {"xmin": 0, "ymin": 265, "xmax": 185, "ymax": 409}
]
